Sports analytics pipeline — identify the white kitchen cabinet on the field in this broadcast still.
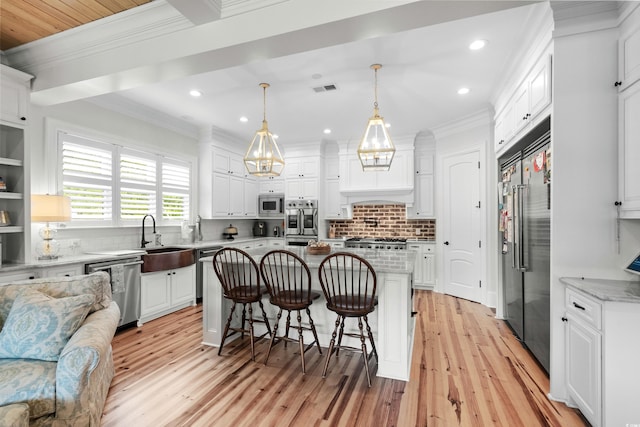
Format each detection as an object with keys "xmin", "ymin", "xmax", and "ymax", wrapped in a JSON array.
[
  {"xmin": 0, "ymin": 65, "xmax": 30, "ymax": 126},
  {"xmin": 407, "ymin": 242, "xmax": 435, "ymax": 289},
  {"xmin": 494, "ymin": 102, "xmax": 514, "ymax": 151},
  {"xmin": 618, "ymin": 11, "xmax": 640, "ymax": 91},
  {"xmin": 323, "ymin": 149, "xmax": 349, "ymax": 219},
  {"xmin": 258, "ymin": 176, "xmax": 285, "ymax": 194},
  {"xmin": 243, "ymin": 177, "xmax": 258, "ymax": 217},
  {"xmin": 322, "ymin": 240, "xmax": 344, "ymax": 250},
  {"xmin": 618, "ymin": 82, "xmax": 640, "ymax": 217},
  {"xmin": 341, "ymin": 148, "xmax": 413, "ymax": 194},
  {"xmin": 617, "ymin": 8, "xmax": 640, "ymax": 218},
  {"xmin": 0, "ymin": 65, "xmax": 32, "ymax": 265},
  {"xmin": 225, "ymin": 241, "xmax": 255, "ymax": 251},
  {"xmin": 40, "ymin": 264, "xmax": 84, "ymax": 278},
  {"xmin": 201, "ymin": 145, "xmax": 257, "ymax": 219},
  {"xmin": 407, "ymin": 151, "xmax": 434, "ymax": 219},
  {"xmin": 514, "ymin": 55, "xmax": 551, "ymax": 134},
  {"xmin": 170, "ymin": 265, "xmax": 196, "ymax": 306},
  {"xmin": 285, "ymin": 156, "xmax": 319, "ymax": 200},
  {"xmin": 211, "ymin": 173, "xmax": 245, "ymax": 217},
  {"xmin": 494, "ymin": 53, "xmax": 551, "ymax": 154},
  {"xmin": 267, "ymin": 239, "xmax": 285, "ymax": 248},
  {"xmin": 284, "ymin": 157, "xmax": 319, "ymax": 179},
  {"xmin": 140, "ymin": 264, "xmax": 195, "ymax": 324},
  {"xmin": 324, "ymin": 178, "xmax": 349, "ymax": 218},
  {"xmin": 0, "ymin": 269, "xmax": 37, "ymax": 285},
  {"xmin": 286, "ymin": 178, "xmax": 318, "ymax": 200},
  {"xmin": 561, "ymin": 279, "xmax": 640, "ymax": 427},
  {"xmin": 564, "ymin": 287, "xmax": 601, "ymax": 426},
  {"xmin": 213, "ymin": 148, "xmax": 245, "ymax": 176}
]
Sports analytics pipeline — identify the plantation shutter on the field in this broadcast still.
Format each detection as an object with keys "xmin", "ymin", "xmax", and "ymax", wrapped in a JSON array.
[
  {"xmin": 120, "ymin": 150, "xmax": 157, "ymax": 219},
  {"xmin": 60, "ymin": 133, "xmax": 113, "ymax": 220},
  {"xmin": 162, "ymin": 160, "xmax": 190, "ymax": 220}
]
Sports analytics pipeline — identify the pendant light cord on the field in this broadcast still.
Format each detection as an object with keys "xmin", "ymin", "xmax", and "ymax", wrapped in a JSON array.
[{"xmin": 374, "ymin": 66, "xmax": 379, "ymax": 109}]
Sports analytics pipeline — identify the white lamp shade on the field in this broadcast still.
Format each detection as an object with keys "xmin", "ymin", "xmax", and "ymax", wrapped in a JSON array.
[{"xmin": 31, "ymin": 195, "xmax": 72, "ymax": 222}]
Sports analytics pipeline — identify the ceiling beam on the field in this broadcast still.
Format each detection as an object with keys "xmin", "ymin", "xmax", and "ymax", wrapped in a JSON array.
[
  {"xmin": 165, "ymin": 0, "xmax": 222, "ymax": 25},
  {"xmin": 14, "ymin": 0, "xmax": 533, "ymax": 107}
]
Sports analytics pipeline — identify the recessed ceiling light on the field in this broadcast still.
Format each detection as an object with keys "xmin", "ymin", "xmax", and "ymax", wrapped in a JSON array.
[
  {"xmin": 458, "ymin": 87, "xmax": 470, "ymax": 95},
  {"xmin": 239, "ymin": 116, "xmax": 248, "ymax": 122},
  {"xmin": 272, "ymin": 134, "xmax": 279, "ymax": 139},
  {"xmin": 385, "ymin": 123, "xmax": 391, "ymax": 129},
  {"xmin": 323, "ymin": 128, "xmax": 331, "ymax": 134},
  {"xmin": 469, "ymin": 40, "xmax": 487, "ymax": 50},
  {"xmin": 189, "ymin": 90, "xmax": 202, "ymax": 97}
]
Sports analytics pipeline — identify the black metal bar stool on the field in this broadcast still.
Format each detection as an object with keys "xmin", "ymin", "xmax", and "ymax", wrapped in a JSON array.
[
  {"xmin": 212, "ymin": 247, "xmax": 272, "ymax": 361},
  {"xmin": 318, "ymin": 252, "xmax": 378, "ymax": 387},
  {"xmin": 259, "ymin": 249, "xmax": 322, "ymax": 373}
]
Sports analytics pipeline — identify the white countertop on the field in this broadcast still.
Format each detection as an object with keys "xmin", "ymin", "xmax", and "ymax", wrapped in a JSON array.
[
  {"xmin": 560, "ymin": 276, "xmax": 640, "ymax": 303},
  {"xmin": 0, "ymin": 237, "xmax": 283, "ymax": 273},
  {"xmin": 200, "ymin": 245, "xmax": 416, "ymax": 274}
]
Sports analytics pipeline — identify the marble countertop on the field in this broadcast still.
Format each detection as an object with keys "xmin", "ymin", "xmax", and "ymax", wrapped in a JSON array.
[
  {"xmin": 0, "ymin": 237, "xmax": 284, "ymax": 273},
  {"xmin": 560, "ymin": 276, "xmax": 640, "ymax": 304},
  {"xmin": 201, "ymin": 246, "xmax": 416, "ymax": 274},
  {"xmin": 1, "ymin": 236, "xmax": 420, "ymax": 275}
]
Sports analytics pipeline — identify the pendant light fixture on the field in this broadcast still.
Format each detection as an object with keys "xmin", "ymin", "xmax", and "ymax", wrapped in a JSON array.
[
  {"xmin": 243, "ymin": 83, "xmax": 285, "ymax": 177},
  {"xmin": 357, "ymin": 64, "xmax": 395, "ymax": 171}
]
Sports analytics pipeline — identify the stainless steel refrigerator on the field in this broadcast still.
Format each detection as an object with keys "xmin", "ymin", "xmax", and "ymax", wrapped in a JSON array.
[{"xmin": 499, "ymin": 127, "xmax": 551, "ymax": 373}]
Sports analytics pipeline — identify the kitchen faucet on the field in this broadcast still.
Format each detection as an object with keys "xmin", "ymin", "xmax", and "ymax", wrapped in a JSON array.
[{"xmin": 141, "ymin": 214, "xmax": 156, "ymax": 248}]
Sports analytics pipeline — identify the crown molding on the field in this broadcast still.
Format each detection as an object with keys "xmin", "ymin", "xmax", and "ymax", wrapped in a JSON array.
[
  {"xmin": 551, "ymin": 1, "xmax": 622, "ymax": 38},
  {"xmin": 431, "ymin": 108, "xmax": 493, "ymax": 141},
  {"xmin": 87, "ymin": 94, "xmax": 200, "ymax": 139},
  {"xmin": 222, "ymin": 0, "xmax": 289, "ymax": 18}
]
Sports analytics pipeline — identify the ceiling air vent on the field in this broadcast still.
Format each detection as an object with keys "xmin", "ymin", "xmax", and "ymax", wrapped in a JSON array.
[{"xmin": 313, "ymin": 84, "xmax": 337, "ymax": 93}]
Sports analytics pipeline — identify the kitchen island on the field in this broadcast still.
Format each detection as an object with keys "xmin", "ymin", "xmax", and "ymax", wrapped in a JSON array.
[{"xmin": 201, "ymin": 246, "xmax": 416, "ymax": 381}]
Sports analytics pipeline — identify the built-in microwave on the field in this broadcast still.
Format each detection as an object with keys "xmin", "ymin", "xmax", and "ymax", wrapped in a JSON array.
[{"xmin": 258, "ymin": 194, "xmax": 284, "ymax": 216}]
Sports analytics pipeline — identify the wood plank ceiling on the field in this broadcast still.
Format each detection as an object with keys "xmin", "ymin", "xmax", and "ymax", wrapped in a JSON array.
[{"xmin": 0, "ymin": 0, "xmax": 151, "ymax": 51}]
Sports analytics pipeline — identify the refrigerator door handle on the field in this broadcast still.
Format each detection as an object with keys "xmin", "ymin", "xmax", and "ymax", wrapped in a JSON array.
[
  {"xmin": 516, "ymin": 184, "xmax": 528, "ymax": 272},
  {"xmin": 511, "ymin": 185, "xmax": 519, "ymax": 270}
]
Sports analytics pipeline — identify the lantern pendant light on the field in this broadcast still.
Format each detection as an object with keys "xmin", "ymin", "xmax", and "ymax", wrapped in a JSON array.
[
  {"xmin": 243, "ymin": 83, "xmax": 285, "ymax": 177},
  {"xmin": 357, "ymin": 64, "xmax": 395, "ymax": 171}
]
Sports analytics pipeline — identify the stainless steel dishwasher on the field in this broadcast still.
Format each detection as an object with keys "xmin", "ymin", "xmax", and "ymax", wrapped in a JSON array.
[
  {"xmin": 195, "ymin": 246, "xmax": 223, "ymax": 301},
  {"xmin": 85, "ymin": 257, "xmax": 143, "ymax": 328}
]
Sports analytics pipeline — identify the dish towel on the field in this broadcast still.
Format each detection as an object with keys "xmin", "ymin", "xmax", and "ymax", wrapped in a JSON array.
[{"xmin": 110, "ymin": 264, "xmax": 125, "ymax": 294}]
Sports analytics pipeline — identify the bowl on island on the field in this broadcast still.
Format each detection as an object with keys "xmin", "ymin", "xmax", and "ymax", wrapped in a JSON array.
[{"xmin": 307, "ymin": 241, "xmax": 331, "ymax": 255}]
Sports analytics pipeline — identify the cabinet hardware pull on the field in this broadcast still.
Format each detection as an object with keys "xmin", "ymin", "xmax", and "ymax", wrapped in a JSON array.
[
  {"xmin": 614, "ymin": 81, "xmax": 622, "ymax": 87},
  {"xmin": 20, "ymin": 117, "xmax": 26, "ymax": 121},
  {"xmin": 443, "ymin": 241, "xmax": 450, "ymax": 245},
  {"xmin": 561, "ymin": 317, "xmax": 568, "ymax": 322},
  {"xmin": 572, "ymin": 302, "xmax": 586, "ymax": 311}
]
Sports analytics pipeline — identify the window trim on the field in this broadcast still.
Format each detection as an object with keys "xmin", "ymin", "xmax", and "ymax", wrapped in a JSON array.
[{"xmin": 46, "ymin": 118, "xmax": 196, "ymax": 228}]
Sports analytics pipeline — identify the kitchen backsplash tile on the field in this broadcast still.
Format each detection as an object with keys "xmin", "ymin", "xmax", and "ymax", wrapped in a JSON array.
[{"xmin": 329, "ymin": 204, "xmax": 435, "ymax": 240}]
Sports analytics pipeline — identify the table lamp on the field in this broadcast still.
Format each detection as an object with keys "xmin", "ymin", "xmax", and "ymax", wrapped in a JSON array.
[{"xmin": 31, "ymin": 194, "xmax": 72, "ymax": 260}]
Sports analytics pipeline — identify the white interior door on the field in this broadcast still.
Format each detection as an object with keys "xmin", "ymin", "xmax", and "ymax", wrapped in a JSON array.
[{"xmin": 442, "ymin": 150, "xmax": 482, "ymax": 302}]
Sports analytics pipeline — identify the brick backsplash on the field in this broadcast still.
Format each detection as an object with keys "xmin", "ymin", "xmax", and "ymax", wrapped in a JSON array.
[{"xmin": 329, "ymin": 204, "xmax": 435, "ymax": 240}]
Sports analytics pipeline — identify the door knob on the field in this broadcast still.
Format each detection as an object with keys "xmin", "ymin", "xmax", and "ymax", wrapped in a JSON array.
[{"xmin": 444, "ymin": 241, "xmax": 450, "ymax": 245}]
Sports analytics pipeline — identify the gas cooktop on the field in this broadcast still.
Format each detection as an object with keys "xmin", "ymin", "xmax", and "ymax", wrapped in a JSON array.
[
  {"xmin": 345, "ymin": 237, "xmax": 407, "ymax": 249},
  {"xmin": 346, "ymin": 237, "xmax": 407, "ymax": 243}
]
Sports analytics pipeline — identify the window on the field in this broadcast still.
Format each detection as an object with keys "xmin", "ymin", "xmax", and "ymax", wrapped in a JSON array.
[{"xmin": 58, "ymin": 131, "xmax": 192, "ymax": 225}]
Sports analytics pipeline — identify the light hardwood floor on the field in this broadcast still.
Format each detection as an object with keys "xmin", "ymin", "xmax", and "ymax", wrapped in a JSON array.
[{"xmin": 101, "ymin": 291, "xmax": 587, "ymax": 426}]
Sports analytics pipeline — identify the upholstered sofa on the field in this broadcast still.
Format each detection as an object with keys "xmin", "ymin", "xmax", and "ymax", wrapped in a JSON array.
[{"xmin": 0, "ymin": 272, "xmax": 120, "ymax": 426}]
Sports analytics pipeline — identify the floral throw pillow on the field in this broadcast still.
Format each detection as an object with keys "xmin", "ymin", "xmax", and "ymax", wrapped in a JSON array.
[{"xmin": 0, "ymin": 288, "xmax": 95, "ymax": 361}]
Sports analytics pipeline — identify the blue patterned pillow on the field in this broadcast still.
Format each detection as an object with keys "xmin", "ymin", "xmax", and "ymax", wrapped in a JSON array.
[{"xmin": 0, "ymin": 288, "xmax": 95, "ymax": 361}]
